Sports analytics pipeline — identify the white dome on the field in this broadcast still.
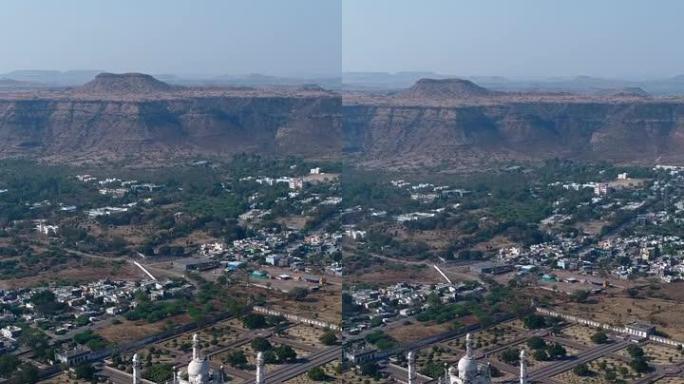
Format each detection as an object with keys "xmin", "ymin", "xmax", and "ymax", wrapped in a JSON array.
[
  {"xmin": 457, "ymin": 355, "xmax": 478, "ymax": 378},
  {"xmin": 187, "ymin": 358, "xmax": 209, "ymax": 379}
]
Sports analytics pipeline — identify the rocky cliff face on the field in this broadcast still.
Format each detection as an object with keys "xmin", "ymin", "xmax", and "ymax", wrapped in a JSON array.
[
  {"xmin": 3, "ymin": 73, "xmax": 684, "ymax": 169},
  {"xmin": 0, "ymin": 94, "xmax": 342, "ymax": 164},
  {"xmin": 343, "ymin": 101, "xmax": 684, "ymax": 169}
]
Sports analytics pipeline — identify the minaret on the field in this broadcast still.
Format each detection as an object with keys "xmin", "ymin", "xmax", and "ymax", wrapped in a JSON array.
[
  {"xmin": 172, "ymin": 366, "xmax": 177, "ymax": 384},
  {"xmin": 132, "ymin": 353, "xmax": 140, "ymax": 384},
  {"xmin": 407, "ymin": 351, "xmax": 416, "ymax": 384},
  {"xmin": 465, "ymin": 333, "xmax": 473, "ymax": 357},
  {"xmin": 256, "ymin": 351, "xmax": 266, "ymax": 384},
  {"xmin": 520, "ymin": 349, "xmax": 528, "ymax": 384},
  {"xmin": 218, "ymin": 364, "xmax": 225, "ymax": 384},
  {"xmin": 192, "ymin": 333, "xmax": 199, "ymax": 360}
]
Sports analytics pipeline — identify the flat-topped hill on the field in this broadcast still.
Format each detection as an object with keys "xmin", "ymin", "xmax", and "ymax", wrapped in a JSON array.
[
  {"xmin": 398, "ymin": 78, "xmax": 495, "ymax": 99},
  {"xmin": 76, "ymin": 72, "xmax": 174, "ymax": 94}
]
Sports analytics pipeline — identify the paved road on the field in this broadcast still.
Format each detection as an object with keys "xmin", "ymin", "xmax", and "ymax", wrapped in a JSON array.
[
  {"xmin": 100, "ymin": 366, "xmax": 155, "ymax": 384},
  {"xmin": 528, "ymin": 340, "xmax": 629, "ymax": 381},
  {"xmin": 383, "ymin": 362, "xmax": 433, "ymax": 384},
  {"xmin": 242, "ymin": 345, "xmax": 341, "ymax": 384}
]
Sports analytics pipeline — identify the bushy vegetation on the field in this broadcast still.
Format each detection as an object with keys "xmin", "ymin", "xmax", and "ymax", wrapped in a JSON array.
[{"xmin": 364, "ymin": 330, "xmax": 397, "ymax": 350}]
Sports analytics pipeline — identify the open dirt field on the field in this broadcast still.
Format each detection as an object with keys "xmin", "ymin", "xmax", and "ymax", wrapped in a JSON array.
[
  {"xmin": 559, "ymin": 295, "xmax": 684, "ymax": 341},
  {"xmin": 97, "ymin": 314, "xmax": 192, "ymax": 344},
  {"xmin": 0, "ymin": 261, "xmax": 142, "ymax": 289},
  {"xmin": 284, "ymin": 324, "xmax": 330, "ymax": 348},
  {"xmin": 267, "ymin": 287, "xmax": 341, "ymax": 325},
  {"xmin": 347, "ymin": 265, "xmax": 441, "ymax": 286},
  {"xmin": 385, "ymin": 321, "xmax": 452, "ymax": 344},
  {"xmin": 561, "ymin": 324, "xmax": 602, "ymax": 346}
]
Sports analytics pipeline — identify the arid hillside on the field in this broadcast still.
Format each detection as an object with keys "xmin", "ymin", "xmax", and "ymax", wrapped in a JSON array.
[
  {"xmin": 343, "ymin": 78, "xmax": 684, "ymax": 169},
  {"xmin": 0, "ymin": 73, "xmax": 342, "ymax": 165}
]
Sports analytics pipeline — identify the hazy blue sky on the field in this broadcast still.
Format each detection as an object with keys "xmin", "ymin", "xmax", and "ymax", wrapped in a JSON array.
[
  {"xmin": 0, "ymin": 0, "xmax": 341, "ymax": 77},
  {"xmin": 343, "ymin": 0, "xmax": 684, "ymax": 79}
]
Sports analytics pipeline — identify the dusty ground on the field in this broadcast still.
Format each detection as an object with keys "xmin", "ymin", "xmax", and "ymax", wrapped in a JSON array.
[
  {"xmin": 97, "ymin": 314, "xmax": 192, "ymax": 344},
  {"xmin": 0, "ymin": 260, "xmax": 142, "ymax": 289},
  {"xmin": 561, "ymin": 324, "xmax": 602, "ymax": 346},
  {"xmin": 559, "ymin": 294, "xmax": 684, "ymax": 341},
  {"xmin": 386, "ymin": 321, "xmax": 452, "ymax": 344},
  {"xmin": 284, "ymin": 324, "xmax": 330, "ymax": 348},
  {"xmin": 267, "ymin": 286, "xmax": 341, "ymax": 325},
  {"xmin": 576, "ymin": 219, "xmax": 609, "ymax": 236},
  {"xmin": 346, "ymin": 265, "xmax": 440, "ymax": 286}
]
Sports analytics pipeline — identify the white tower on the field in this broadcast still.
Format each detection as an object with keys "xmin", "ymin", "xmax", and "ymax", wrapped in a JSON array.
[
  {"xmin": 519, "ymin": 349, "xmax": 528, "ymax": 384},
  {"xmin": 256, "ymin": 351, "xmax": 266, "ymax": 384},
  {"xmin": 132, "ymin": 353, "xmax": 140, "ymax": 384},
  {"xmin": 407, "ymin": 351, "xmax": 417, "ymax": 384},
  {"xmin": 193, "ymin": 333, "xmax": 199, "ymax": 360}
]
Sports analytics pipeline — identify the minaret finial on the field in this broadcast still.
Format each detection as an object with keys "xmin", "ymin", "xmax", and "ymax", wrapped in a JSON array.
[{"xmin": 466, "ymin": 333, "xmax": 473, "ymax": 357}]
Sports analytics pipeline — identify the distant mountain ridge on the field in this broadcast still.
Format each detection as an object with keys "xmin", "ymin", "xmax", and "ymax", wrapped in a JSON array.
[{"xmin": 342, "ymin": 72, "xmax": 684, "ymax": 96}]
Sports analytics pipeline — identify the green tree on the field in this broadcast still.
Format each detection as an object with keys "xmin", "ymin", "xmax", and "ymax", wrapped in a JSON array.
[
  {"xmin": 250, "ymin": 337, "xmax": 272, "ymax": 352},
  {"xmin": 274, "ymin": 345, "xmax": 297, "ymax": 363},
  {"xmin": 242, "ymin": 314, "xmax": 267, "ymax": 329},
  {"xmin": 591, "ymin": 330, "xmax": 608, "ymax": 344},
  {"xmin": 500, "ymin": 348, "xmax": 520, "ymax": 364},
  {"xmin": 547, "ymin": 343, "xmax": 567, "ymax": 360},
  {"xmin": 319, "ymin": 331, "xmax": 338, "ymax": 346},
  {"xmin": 523, "ymin": 314, "xmax": 546, "ymax": 329},
  {"xmin": 226, "ymin": 350, "xmax": 248, "ymax": 368},
  {"xmin": 145, "ymin": 363, "xmax": 174, "ymax": 383},
  {"xmin": 307, "ymin": 366, "xmax": 328, "ymax": 381},
  {"xmin": 527, "ymin": 336, "xmax": 546, "ymax": 350},
  {"xmin": 360, "ymin": 362, "xmax": 381, "ymax": 379},
  {"xmin": 75, "ymin": 363, "xmax": 96, "ymax": 380},
  {"xmin": 0, "ymin": 354, "xmax": 19, "ymax": 377},
  {"xmin": 573, "ymin": 363, "xmax": 592, "ymax": 377},
  {"xmin": 287, "ymin": 287, "xmax": 309, "ymax": 301}
]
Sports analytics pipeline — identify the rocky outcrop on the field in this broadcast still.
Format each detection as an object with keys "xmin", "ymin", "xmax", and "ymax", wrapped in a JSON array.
[
  {"xmin": 344, "ymin": 101, "xmax": 684, "ymax": 169},
  {"xmin": 0, "ymin": 93, "xmax": 342, "ymax": 164}
]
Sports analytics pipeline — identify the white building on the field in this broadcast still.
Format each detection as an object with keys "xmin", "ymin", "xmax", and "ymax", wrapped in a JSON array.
[
  {"xmin": 448, "ymin": 334, "xmax": 491, "ymax": 384},
  {"xmin": 170, "ymin": 334, "xmax": 223, "ymax": 384}
]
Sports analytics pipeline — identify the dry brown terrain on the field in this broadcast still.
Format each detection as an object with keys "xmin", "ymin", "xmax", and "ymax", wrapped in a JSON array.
[
  {"xmin": 0, "ymin": 261, "xmax": 142, "ymax": 289},
  {"xmin": 97, "ymin": 314, "xmax": 192, "ymax": 344},
  {"xmin": 559, "ymin": 293, "xmax": 684, "ymax": 341}
]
